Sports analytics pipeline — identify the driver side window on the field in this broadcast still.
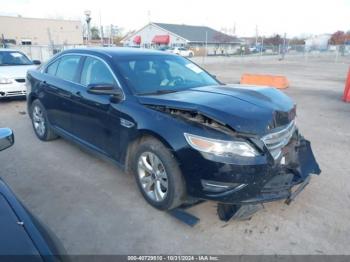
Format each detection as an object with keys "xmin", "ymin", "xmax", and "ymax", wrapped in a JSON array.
[{"xmin": 80, "ymin": 57, "xmax": 116, "ymax": 86}]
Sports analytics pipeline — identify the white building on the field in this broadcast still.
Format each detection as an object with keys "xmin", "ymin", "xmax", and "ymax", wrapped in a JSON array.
[
  {"xmin": 122, "ymin": 22, "xmax": 243, "ymax": 56},
  {"xmin": 0, "ymin": 15, "xmax": 83, "ymax": 46}
]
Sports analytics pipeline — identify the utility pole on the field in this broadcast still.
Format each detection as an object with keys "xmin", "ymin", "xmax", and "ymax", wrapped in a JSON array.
[
  {"xmin": 99, "ymin": 10, "xmax": 103, "ymax": 46},
  {"xmin": 1, "ymin": 34, "xmax": 5, "ymax": 48},
  {"xmin": 281, "ymin": 32, "xmax": 286, "ymax": 60},
  {"xmin": 84, "ymin": 10, "xmax": 92, "ymax": 45},
  {"xmin": 255, "ymin": 25, "xmax": 258, "ymax": 47},
  {"xmin": 202, "ymin": 31, "xmax": 208, "ymax": 64},
  {"xmin": 47, "ymin": 28, "xmax": 54, "ymax": 57},
  {"xmin": 110, "ymin": 24, "xmax": 113, "ymax": 46},
  {"xmin": 205, "ymin": 31, "xmax": 208, "ymax": 56}
]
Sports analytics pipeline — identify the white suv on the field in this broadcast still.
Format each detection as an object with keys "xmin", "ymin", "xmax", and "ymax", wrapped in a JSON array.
[{"xmin": 0, "ymin": 49, "xmax": 40, "ymax": 98}]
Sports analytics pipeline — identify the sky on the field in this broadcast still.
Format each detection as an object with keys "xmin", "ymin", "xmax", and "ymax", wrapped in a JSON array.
[{"xmin": 0, "ymin": 0, "xmax": 349, "ymax": 37}]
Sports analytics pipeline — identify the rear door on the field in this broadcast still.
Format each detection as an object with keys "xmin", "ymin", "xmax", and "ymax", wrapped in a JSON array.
[{"xmin": 42, "ymin": 55, "xmax": 82, "ymax": 133}]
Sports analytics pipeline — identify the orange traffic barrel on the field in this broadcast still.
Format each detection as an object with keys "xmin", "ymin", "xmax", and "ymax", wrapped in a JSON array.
[
  {"xmin": 343, "ymin": 68, "xmax": 350, "ymax": 103},
  {"xmin": 240, "ymin": 74, "xmax": 289, "ymax": 89}
]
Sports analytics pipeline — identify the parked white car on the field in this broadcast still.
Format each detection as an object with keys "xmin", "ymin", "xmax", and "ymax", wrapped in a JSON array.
[
  {"xmin": 171, "ymin": 47, "xmax": 194, "ymax": 57},
  {"xmin": 0, "ymin": 49, "xmax": 40, "ymax": 98}
]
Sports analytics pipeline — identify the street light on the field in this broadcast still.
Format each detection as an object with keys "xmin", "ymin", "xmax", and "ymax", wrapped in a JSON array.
[{"xmin": 84, "ymin": 10, "xmax": 92, "ymax": 45}]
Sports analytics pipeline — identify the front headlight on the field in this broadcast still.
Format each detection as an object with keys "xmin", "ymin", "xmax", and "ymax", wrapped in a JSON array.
[
  {"xmin": 0, "ymin": 77, "xmax": 13, "ymax": 84},
  {"xmin": 184, "ymin": 133, "xmax": 259, "ymax": 158}
]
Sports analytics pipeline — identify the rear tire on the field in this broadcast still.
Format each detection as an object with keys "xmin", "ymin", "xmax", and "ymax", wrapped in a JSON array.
[
  {"xmin": 131, "ymin": 137, "xmax": 186, "ymax": 210},
  {"xmin": 30, "ymin": 99, "xmax": 58, "ymax": 141}
]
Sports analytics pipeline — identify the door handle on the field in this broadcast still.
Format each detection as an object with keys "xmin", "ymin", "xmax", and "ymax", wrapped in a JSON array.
[{"xmin": 75, "ymin": 91, "xmax": 83, "ymax": 97}]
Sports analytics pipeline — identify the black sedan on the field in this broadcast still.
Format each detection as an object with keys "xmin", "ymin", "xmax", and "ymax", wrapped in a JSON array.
[{"xmin": 26, "ymin": 48, "xmax": 320, "ymax": 215}]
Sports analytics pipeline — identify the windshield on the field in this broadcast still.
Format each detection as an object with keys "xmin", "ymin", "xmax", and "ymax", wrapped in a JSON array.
[
  {"xmin": 0, "ymin": 51, "xmax": 33, "ymax": 66},
  {"xmin": 114, "ymin": 55, "xmax": 218, "ymax": 95}
]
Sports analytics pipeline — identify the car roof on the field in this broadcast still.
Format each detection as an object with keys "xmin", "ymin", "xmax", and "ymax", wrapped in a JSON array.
[{"xmin": 63, "ymin": 47, "xmax": 175, "ymax": 59}]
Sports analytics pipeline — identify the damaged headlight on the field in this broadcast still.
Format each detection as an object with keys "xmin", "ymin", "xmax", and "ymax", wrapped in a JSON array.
[{"xmin": 184, "ymin": 133, "xmax": 259, "ymax": 157}]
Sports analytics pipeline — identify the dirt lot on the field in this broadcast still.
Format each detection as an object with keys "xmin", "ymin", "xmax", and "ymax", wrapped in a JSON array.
[{"xmin": 0, "ymin": 55, "xmax": 349, "ymax": 255}]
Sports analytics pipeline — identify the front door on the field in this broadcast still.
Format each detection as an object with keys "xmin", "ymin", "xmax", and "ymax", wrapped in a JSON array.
[{"xmin": 70, "ymin": 56, "xmax": 122, "ymax": 157}]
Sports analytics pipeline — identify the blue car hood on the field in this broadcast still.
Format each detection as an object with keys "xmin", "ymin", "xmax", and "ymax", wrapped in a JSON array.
[{"xmin": 138, "ymin": 84, "xmax": 296, "ymax": 135}]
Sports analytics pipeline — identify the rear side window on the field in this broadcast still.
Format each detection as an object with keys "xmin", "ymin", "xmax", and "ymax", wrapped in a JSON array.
[
  {"xmin": 46, "ymin": 59, "xmax": 60, "ymax": 76},
  {"xmin": 55, "ymin": 55, "xmax": 81, "ymax": 82},
  {"xmin": 80, "ymin": 57, "xmax": 116, "ymax": 86}
]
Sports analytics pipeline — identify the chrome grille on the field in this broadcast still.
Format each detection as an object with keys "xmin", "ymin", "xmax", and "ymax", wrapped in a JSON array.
[{"xmin": 262, "ymin": 120, "xmax": 296, "ymax": 159}]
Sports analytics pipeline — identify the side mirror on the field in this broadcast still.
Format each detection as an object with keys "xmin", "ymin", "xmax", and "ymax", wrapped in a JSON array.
[
  {"xmin": 32, "ymin": 60, "xmax": 41, "ymax": 65},
  {"xmin": 87, "ymin": 83, "xmax": 123, "ymax": 102},
  {"xmin": 0, "ymin": 128, "xmax": 14, "ymax": 152}
]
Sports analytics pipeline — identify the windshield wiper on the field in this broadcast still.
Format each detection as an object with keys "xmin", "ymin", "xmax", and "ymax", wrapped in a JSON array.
[{"xmin": 139, "ymin": 89, "xmax": 179, "ymax": 96}]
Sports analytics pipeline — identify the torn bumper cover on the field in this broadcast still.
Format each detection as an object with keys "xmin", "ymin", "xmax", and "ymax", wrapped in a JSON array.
[
  {"xmin": 183, "ymin": 134, "xmax": 321, "ymax": 206},
  {"xmin": 214, "ymin": 137, "xmax": 320, "ymax": 221},
  {"xmin": 240, "ymin": 138, "xmax": 321, "ymax": 205}
]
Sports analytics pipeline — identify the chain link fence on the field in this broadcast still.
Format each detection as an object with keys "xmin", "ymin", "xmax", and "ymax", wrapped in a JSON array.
[
  {"xmin": 9, "ymin": 44, "xmax": 85, "ymax": 62},
  {"xmin": 5, "ymin": 44, "xmax": 350, "ymax": 62}
]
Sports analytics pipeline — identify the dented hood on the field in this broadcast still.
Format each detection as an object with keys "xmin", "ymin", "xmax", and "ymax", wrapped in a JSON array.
[{"xmin": 138, "ymin": 84, "xmax": 296, "ymax": 135}]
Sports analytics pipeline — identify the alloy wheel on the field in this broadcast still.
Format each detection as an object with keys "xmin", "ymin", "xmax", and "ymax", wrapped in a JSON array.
[
  {"xmin": 137, "ymin": 151, "xmax": 169, "ymax": 202},
  {"xmin": 32, "ymin": 105, "xmax": 46, "ymax": 137}
]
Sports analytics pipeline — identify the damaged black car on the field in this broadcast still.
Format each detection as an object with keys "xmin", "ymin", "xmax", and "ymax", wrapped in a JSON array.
[{"xmin": 26, "ymin": 48, "xmax": 321, "ymax": 220}]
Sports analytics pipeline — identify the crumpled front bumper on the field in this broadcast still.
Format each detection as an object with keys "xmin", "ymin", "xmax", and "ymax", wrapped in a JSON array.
[
  {"xmin": 185, "ymin": 134, "xmax": 321, "ymax": 205},
  {"xmin": 240, "ymin": 138, "xmax": 321, "ymax": 205}
]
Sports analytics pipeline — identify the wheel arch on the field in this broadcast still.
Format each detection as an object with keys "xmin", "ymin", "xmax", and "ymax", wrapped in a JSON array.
[
  {"xmin": 123, "ymin": 129, "xmax": 178, "ymax": 174},
  {"xmin": 27, "ymin": 93, "xmax": 38, "ymax": 117}
]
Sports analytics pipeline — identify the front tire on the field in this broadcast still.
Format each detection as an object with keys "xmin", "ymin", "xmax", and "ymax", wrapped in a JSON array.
[
  {"xmin": 131, "ymin": 137, "xmax": 186, "ymax": 210},
  {"xmin": 30, "ymin": 99, "xmax": 58, "ymax": 141}
]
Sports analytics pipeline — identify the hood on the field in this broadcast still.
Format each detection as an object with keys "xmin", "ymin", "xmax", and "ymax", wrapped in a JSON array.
[
  {"xmin": 138, "ymin": 84, "xmax": 296, "ymax": 135},
  {"xmin": 0, "ymin": 65, "xmax": 37, "ymax": 79}
]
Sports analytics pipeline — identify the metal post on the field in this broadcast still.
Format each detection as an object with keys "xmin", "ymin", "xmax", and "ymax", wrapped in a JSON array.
[
  {"xmin": 1, "ymin": 34, "xmax": 5, "ymax": 48},
  {"xmin": 110, "ymin": 24, "xmax": 113, "ymax": 46},
  {"xmin": 87, "ymin": 21, "xmax": 91, "ymax": 44},
  {"xmin": 84, "ymin": 10, "xmax": 92, "ymax": 45},
  {"xmin": 281, "ymin": 32, "xmax": 286, "ymax": 60},
  {"xmin": 202, "ymin": 31, "xmax": 208, "ymax": 65},
  {"xmin": 205, "ymin": 31, "xmax": 208, "ymax": 56},
  {"xmin": 99, "ymin": 10, "xmax": 103, "ymax": 46}
]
